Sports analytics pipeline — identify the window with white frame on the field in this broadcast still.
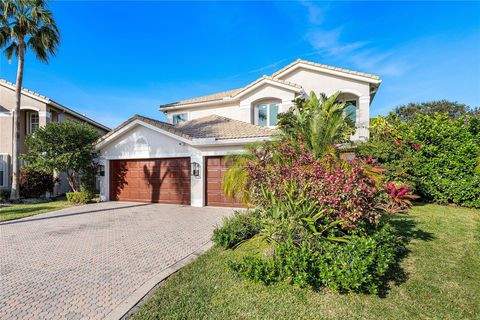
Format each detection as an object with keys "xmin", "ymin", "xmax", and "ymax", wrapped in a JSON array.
[
  {"xmin": 254, "ymin": 102, "xmax": 279, "ymax": 127},
  {"xmin": 0, "ymin": 154, "xmax": 9, "ymax": 187},
  {"xmin": 26, "ymin": 112, "xmax": 39, "ymax": 134},
  {"xmin": 172, "ymin": 113, "xmax": 187, "ymax": 124}
]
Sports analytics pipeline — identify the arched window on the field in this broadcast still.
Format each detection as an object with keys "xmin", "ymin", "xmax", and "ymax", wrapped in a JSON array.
[
  {"xmin": 338, "ymin": 92, "xmax": 359, "ymax": 125},
  {"xmin": 254, "ymin": 100, "xmax": 280, "ymax": 127}
]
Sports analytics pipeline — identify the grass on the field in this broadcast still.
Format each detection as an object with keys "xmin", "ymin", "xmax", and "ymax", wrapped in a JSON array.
[
  {"xmin": 133, "ymin": 204, "xmax": 480, "ymax": 320},
  {"xmin": 0, "ymin": 198, "xmax": 72, "ymax": 222}
]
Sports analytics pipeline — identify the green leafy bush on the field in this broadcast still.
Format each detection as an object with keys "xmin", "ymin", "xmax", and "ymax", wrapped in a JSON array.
[
  {"xmin": 66, "ymin": 191, "xmax": 94, "ymax": 204},
  {"xmin": 80, "ymin": 163, "xmax": 98, "ymax": 194},
  {"xmin": 19, "ymin": 168, "xmax": 55, "ymax": 198},
  {"xmin": 232, "ymin": 224, "xmax": 401, "ymax": 294},
  {"xmin": 0, "ymin": 190, "xmax": 10, "ymax": 201},
  {"xmin": 212, "ymin": 210, "xmax": 262, "ymax": 249},
  {"xmin": 358, "ymin": 114, "xmax": 480, "ymax": 208}
]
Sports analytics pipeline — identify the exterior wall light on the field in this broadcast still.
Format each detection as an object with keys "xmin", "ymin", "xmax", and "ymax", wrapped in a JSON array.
[
  {"xmin": 192, "ymin": 162, "xmax": 200, "ymax": 177},
  {"xmin": 97, "ymin": 164, "xmax": 105, "ymax": 177}
]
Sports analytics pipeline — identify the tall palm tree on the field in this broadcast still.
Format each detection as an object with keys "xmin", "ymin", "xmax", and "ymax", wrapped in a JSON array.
[{"xmin": 0, "ymin": 0, "xmax": 60, "ymax": 199}]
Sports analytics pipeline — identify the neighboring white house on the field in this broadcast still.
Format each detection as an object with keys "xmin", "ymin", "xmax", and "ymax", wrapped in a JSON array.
[{"xmin": 95, "ymin": 59, "xmax": 381, "ymax": 207}]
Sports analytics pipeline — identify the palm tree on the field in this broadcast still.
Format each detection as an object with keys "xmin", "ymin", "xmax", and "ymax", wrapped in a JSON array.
[
  {"xmin": 0, "ymin": 0, "xmax": 60, "ymax": 199},
  {"xmin": 278, "ymin": 91, "xmax": 355, "ymax": 158}
]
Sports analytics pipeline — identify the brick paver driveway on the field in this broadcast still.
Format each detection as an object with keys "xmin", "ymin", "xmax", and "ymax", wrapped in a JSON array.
[{"xmin": 0, "ymin": 202, "xmax": 232, "ymax": 319}]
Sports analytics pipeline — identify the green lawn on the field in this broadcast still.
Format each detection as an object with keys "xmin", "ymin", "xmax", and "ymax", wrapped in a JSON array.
[
  {"xmin": 133, "ymin": 204, "xmax": 480, "ymax": 320},
  {"xmin": 0, "ymin": 199, "xmax": 72, "ymax": 222}
]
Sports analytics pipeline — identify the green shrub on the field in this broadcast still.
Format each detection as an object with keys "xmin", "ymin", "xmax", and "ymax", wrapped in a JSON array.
[
  {"xmin": 0, "ymin": 189, "xmax": 10, "ymax": 200},
  {"xmin": 212, "ymin": 210, "xmax": 262, "ymax": 248},
  {"xmin": 358, "ymin": 114, "xmax": 480, "ymax": 208},
  {"xmin": 66, "ymin": 191, "xmax": 94, "ymax": 204},
  {"xmin": 80, "ymin": 164, "xmax": 98, "ymax": 194},
  {"xmin": 19, "ymin": 168, "xmax": 54, "ymax": 198},
  {"xmin": 232, "ymin": 224, "xmax": 401, "ymax": 294}
]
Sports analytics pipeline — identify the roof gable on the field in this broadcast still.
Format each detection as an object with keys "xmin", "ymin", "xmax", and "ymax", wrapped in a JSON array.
[
  {"xmin": 272, "ymin": 59, "xmax": 381, "ymax": 83},
  {"xmin": 0, "ymin": 79, "xmax": 110, "ymax": 131},
  {"xmin": 96, "ymin": 114, "xmax": 276, "ymax": 150},
  {"xmin": 159, "ymin": 59, "xmax": 380, "ymax": 110}
]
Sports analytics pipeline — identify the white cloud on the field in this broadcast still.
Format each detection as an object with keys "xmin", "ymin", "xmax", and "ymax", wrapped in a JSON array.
[
  {"xmin": 299, "ymin": 0, "xmax": 325, "ymax": 25},
  {"xmin": 302, "ymin": 2, "xmax": 411, "ymax": 77}
]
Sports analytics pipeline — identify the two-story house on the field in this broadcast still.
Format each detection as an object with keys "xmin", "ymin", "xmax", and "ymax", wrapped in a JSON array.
[
  {"xmin": 95, "ymin": 59, "xmax": 381, "ymax": 207},
  {"xmin": 0, "ymin": 79, "xmax": 110, "ymax": 195}
]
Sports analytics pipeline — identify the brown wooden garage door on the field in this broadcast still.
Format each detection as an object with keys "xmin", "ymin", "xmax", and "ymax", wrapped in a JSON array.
[
  {"xmin": 205, "ymin": 156, "xmax": 243, "ymax": 207},
  {"xmin": 110, "ymin": 158, "xmax": 190, "ymax": 204}
]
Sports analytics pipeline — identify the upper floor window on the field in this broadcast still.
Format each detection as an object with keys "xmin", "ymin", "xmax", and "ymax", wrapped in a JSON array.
[
  {"xmin": 172, "ymin": 113, "xmax": 187, "ymax": 124},
  {"xmin": 26, "ymin": 112, "xmax": 39, "ymax": 134},
  {"xmin": 255, "ymin": 102, "xmax": 279, "ymax": 127}
]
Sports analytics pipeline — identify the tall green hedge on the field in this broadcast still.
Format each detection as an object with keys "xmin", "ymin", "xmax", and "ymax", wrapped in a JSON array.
[{"xmin": 358, "ymin": 114, "xmax": 480, "ymax": 208}]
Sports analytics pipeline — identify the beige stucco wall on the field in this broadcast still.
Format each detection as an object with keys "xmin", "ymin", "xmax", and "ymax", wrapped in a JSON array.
[
  {"xmin": 0, "ymin": 83, "xmax": 108, "ymax": 193},
  {"xmin": 278, "ymin": 67, "xmax": 371, "ymax": 97},
  {"xmin": 164, "ymin": 67, "xmax": 372, "ymax": 140},
  {"xmin": 168, "ymin": 102, "xmax": 246, "ymax": 124},
  {"xmin": 167, "ymin": 84, "xmax": 299, "ymax": 125}
]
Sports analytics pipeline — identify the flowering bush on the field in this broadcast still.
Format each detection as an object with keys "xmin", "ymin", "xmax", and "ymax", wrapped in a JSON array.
[{"xmin": 245, "ymin": 141, "xmax": 384, "ymax": 231}]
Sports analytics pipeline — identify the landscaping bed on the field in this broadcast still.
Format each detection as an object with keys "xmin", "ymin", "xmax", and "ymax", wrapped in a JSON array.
[{"xmin": 133, "ymin": 204, "xmax": 480, "ymax": 319}]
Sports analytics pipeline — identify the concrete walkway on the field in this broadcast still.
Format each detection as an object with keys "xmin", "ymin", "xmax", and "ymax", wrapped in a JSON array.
[{"xmin": 0, "ymin": 202, "xmax": 232, "ymax": 319}]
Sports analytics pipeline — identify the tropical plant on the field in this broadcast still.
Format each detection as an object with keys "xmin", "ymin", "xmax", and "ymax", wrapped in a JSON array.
[
  {"xmin": 223, "ymin": 91, "xmax": 356, "ymax": 203},
  {"xmin": 221, "ymin": 145, "xmax": 264, "ymax": 205},
  {"xmin": 278, "ymin": 91, "xmax": 355, "ymax": 158},
  {"xmin": 377, "ymin": 182, "xmax": 420, "ymax": 216},
  {"xmin": 22, "ymin": 121, "xmax": 99, "ymax": 192},
  {"xmin": 0, "ymin": 0, "xmax": 60, "ymax": 199}
]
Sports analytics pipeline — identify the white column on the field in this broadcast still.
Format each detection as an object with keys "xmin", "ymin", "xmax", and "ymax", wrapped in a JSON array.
[
  {"xmin": 352, "ymin": 95, "xmax": 370, "ymax": 142},
  {"xmin": 99, "ymin": 158, "xmax": 109, "ymax": 201},
  {"xmin": 190, "ymin": 154, "xmax": 204, "ymax": 207}
]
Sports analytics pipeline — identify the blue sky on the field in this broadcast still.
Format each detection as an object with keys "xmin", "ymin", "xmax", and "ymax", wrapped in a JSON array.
[{"xmin": 0, "ymin": 1, "xmax": 479, "ymax": 128}]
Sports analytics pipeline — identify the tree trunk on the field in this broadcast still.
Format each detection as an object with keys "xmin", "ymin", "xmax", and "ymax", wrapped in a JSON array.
[
  {"xmin": 67, "ymin": 170, "xmax": 78, "ymax": 192},
  {"xmin": 10, "ymin": 40, "xmax": 25, "ymax": 200}
]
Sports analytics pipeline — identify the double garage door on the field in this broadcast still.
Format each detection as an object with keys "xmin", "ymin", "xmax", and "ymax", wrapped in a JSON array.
[{"xmin": 109, "ymin": 156, "xmax": 242, "ymax": 207}]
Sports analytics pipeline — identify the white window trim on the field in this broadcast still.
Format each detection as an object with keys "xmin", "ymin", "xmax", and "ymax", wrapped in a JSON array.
[
  {"xmin": 0, "ymin": 154, "xmax": 9, "ymax": 188},
  {"xmin": 254, "ymin": 101, "xmax": 280, "ymax": 128},
  {"xmin": 171, "ymin": 112, "xmax": 189, "ymax": 125},
  {"xmin": 26, "ymin": 111, "xmax": 40, "ymax": 134}
]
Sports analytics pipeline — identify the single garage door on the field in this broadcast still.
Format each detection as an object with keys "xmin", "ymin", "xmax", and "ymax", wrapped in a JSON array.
[
  {"xmin": 205, "ymin": 156, "xmax": 243, "ymax": 207},
  {"xmin": 110, "ymin": 158, "xmax": 190, "ymax": 204}
]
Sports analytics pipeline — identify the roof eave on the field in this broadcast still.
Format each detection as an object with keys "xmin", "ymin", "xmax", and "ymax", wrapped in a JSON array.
[
  {"xmin": 49, "ymin": 101, "xmax": 111, "ymax": 132},
  {"xmin": 273, "ymin": 61, "xmax": 381, "ymax": 84},
  {"xmin": 159, "ymin": 97, "xmax": 239, "ymax": 112}
]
